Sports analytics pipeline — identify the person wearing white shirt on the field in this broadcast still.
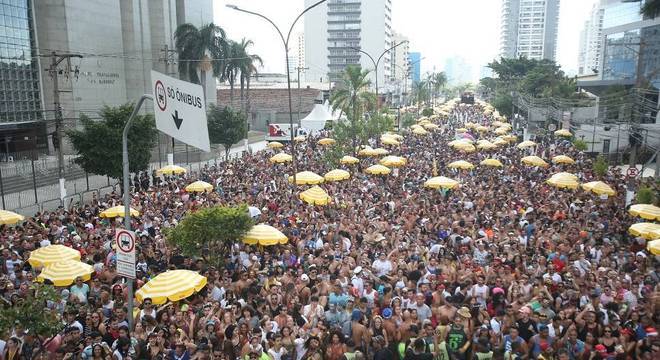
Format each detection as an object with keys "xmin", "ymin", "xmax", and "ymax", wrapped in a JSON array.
[{"xmin": 371, "ymin": 253, "xmax": 392, "ymax": 277}]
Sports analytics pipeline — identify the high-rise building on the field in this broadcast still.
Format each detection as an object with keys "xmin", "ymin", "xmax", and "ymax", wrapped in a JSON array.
[
  {"xmin": 304, "ymin": 0, "xmax": 393, "ymax": 87},
  {"xmin": 0, "ymin": 0, "xmax": 46, "ymax": 154},
  {"xmin": 408, "ymin": 52, "xmax": 421, "ymax": 84},
  {"xmin": 499, "ymin": 0, "xmax": 560, "ymax": 61},
  {"xmin": 443, "ymin": 56, "xmax": 473, "ymax": 85},
  {"xmin": 391, "ymin": 31, "xmax": 409, "ymax": 83},
  {"xmin": 32, "ymin": 0, "xmax": 214, "ymax": 153},
  {"xmin": 578, "ymin": 1, "xmax": 606, "ymax": 75},
  {"xmin": 296, "ymin": 32, "xmax": 305, "ymax": 76}
]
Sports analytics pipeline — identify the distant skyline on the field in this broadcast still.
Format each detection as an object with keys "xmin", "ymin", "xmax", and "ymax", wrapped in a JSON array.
[{"xmin": 214, "ymin": 0, "xmax": 598, "ymax": 82}]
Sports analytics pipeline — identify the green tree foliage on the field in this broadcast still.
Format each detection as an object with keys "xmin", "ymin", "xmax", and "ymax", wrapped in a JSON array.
[
  {"xmin": 174, "ymin": 23, "xmax": 226, "ymax": 85},
  {"xmin": 641, "ymin": 0, "xmax": 660, "ymax": 19},
  {"xmin": 67, "ymin": 104, "xmax": 157, "ymax": 180},
  {"xmin": 573, "ymin": 139, "xmax": 588, "ymax": 151},
  {"xmin": 207, "ymin": 105, "xmax": 247, "ymax": 159},
  {"xmin": 421, "ymin": 108, "xmax": 433, "ymax": 117},
  {"xmin": 635, "ymin": 186, "xmax": 656, "ymax": 204},
  {"xmin": 365, "ymin": 112, "xmax": 394, "ymax": 141},
  {"xmin": 401, "ymin": 113, "xmax": 416, "ymax": 128},
  {"xmin": 165, "ymin": 205, "xmax": 253, "ymax": 267},
  {"xmin": 0, "ymin": 284, "xmax": 62, "ymax": 338},
  {"xmin": 593, "ymin": 155, "xmax": 609, "ymax": 177}
]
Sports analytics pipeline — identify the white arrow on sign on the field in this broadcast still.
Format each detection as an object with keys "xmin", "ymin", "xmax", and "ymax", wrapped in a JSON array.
[{"xmin": 151, "ymin": 70, "xmax": 210, "ymax": 152}]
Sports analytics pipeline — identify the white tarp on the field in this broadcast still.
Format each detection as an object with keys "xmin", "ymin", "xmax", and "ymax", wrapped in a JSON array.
[
  {"xmin": 301, "ymin": 103, "xmax": 334, "ymax": 132},
  {"xmin": 324, "ymin": 100, "xmax": 345, "ymax": 121}
]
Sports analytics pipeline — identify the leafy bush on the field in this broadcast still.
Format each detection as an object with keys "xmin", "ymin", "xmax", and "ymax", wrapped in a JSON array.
[
  {"xmin": 422, "ymin": 108, "xmax": 434, "ymax": 117},
  {"xmin": 636, "ymin": 186, "xmax": 656, "ymax": 204},
  {"xmin": 573, "ymin": 139, "xmax": 588, "ymax": 151},
  {"xmin": 593, "ymin": 155, "xmax": 608, "ymax": 177}
]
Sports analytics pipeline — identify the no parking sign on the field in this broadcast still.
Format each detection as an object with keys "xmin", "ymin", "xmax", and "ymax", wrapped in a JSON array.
[{"xmin": 115, "ymin": 229, "xmax": 136, "ymax": 279}]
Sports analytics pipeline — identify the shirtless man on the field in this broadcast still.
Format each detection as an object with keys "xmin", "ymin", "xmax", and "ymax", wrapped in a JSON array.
[{"xmin": 350, "ymin": 310, "xmax": 370, "ymax": 353}]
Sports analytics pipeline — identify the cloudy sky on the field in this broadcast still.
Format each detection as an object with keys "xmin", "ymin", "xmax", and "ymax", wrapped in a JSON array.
[{"xmin": 214, "ymin": 0, "xmax": 597, "ymax": 80}]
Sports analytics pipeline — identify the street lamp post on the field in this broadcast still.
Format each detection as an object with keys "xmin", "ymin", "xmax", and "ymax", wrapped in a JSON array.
[
  {"xmin": 227, "ymin": 0, "xmax": 327, "ymax": 186},
  {"xmin": 349, "ymin": 41, "xmax": 408, "ymax": 109}
]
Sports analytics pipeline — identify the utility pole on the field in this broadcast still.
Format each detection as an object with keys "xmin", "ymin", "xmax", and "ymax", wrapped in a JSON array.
[
  {"xmin": 45, "ymin": 52, "xmax": 82, "ymax": 202},
  {"xmin": 160, "ymin": 45, "xmax": 178, "ymax": 165},
  {"xmin": 296, "ymin": 66, "xmax": 309, "ymax": 122}
]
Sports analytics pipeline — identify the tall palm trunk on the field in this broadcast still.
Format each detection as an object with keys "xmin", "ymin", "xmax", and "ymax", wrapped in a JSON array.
[
  {"xmin": 229, "ymin": 77, "xmax": 235, "ymax": 106},
  {"xmin": 240, "ymin": 74, "xmax": 245, "ymax": 113},
  {"xmin": 244, "ymin": 75, "xmax": 251, "ymax": 152},
  {"xmin": 200, "ymin": 69, "xmax": 207, "ymax": 102}
]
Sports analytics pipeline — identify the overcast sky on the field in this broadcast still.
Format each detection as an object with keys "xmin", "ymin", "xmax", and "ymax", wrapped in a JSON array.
[{"xmin": 214, "ymin": 0, "xmax": 597, "ymax": 80}]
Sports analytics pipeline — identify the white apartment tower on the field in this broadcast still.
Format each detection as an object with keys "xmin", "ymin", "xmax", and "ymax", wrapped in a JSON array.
[
  {"xmin": 296, "ymin": 32, "xmax": 306, "ymax": 74},
  {"xmin": 499, "ymin": 0, "xmax": 560, "ymax": 61},
  {"xmin": 304, "ymin": 0, "xmax": 393, "ymax": 87},
  {"xmin": 578, "ymin": 2, "xmax": 605, "ymax": 75},
  {"xmin": 391, "ymin": 31, "xmax": 410, "ymax": 83}
]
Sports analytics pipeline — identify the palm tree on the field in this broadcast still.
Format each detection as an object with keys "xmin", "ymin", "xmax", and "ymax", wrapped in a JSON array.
[
  {"xmin": 174, "ymin": 23, "xmax": 226, "ymax": 100},
  {"xmin": 223, "ymin": 40, "xmax": 242, "ymax": 105},
  {"xmin": 641, "ymin": 0, "xmax": 660, "ymax": 19},
  {"xmin": 236, "ymin": 38, "xmax": 263, "ymax": 116},
  {"xmin": 431, "ymin": 72, "xmax": 448, "ymax": 104},
  {"xmin": 412, "ymin": 81, "xmax": 429, "ymax": 110},
  {"xmin": 330, "ymin": 65, "xmax": 376, "ymax": 154}
]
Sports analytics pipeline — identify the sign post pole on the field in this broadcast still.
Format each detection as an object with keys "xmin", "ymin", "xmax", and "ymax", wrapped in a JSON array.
[{"xmin": 122, "ymin": 94, "xmax": 152, "ymax": 330}]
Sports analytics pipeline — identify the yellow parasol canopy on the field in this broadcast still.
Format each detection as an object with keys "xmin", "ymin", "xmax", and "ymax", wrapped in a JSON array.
[
  {"xmin": 300, "ymin": 185, "xmax": 332, "ymax": 205},
  {"xmin": 373, "ymin": 148, "xmax": 390, "ymax": 155},
  {"xmin": 294, "ymin": 135, "xmax": 307, "ymax": 142},
  {"xmin": 546, "ymin": 173, "xmax": 579, "ymax": 190},
  {"xmin": 269, "ymin": 152, "xmax": 293, "ymax": 163},
  {"xmin": 288, "ymin": 171, "xmax": 324, "ymax": 185},
  {"xmin": 380, "ymin": 156, "xmax": 407, "ymax": 167},
  {"xmin": 648, "ymin": 239, "xmax": 660, "ymax": 255},
  {"xmin": 503, "ymin": 135, "xmax": 518, "ymax": 142},
  {"xmin": 340, "ymin": 155, "xmax": 360, "ymax": 164},
  {"xmin": 448, "ymin": 160, "xmax": 475, "ymax": 170},
  {"xmin": 628, "ymin": 223, "xmax": 660, "ymax": 239},
  {"xmin": 456, "ymin": 143, "xmax": 476, "ymax": 153},
  {"xmin": 521, "ymin": 156, "xmax": 548, "ymax": 167},
  {"xmin": 365, "ymin": 164, "xmax": 391, "ymax": 175},
  {"xmin": 37, "ymin": 260, "xmax": 93, "ymax": 287},
  {"xmin": 136, "ymin": 270, "xmax": 208, "ymax": 304},
  {"xmin": 581, "ymin": 181, "xmax": 616, "ymax": 196},
  {"xmin": 517, "ymin": 140, "xmax": 537, "ymax": 149},
  {"xmin": 554, "ymin": 128, "xmax": 572, "ymax": 137},
  {"xmin": 156, "ymin": 164, "xmax": 187, "ymax": 175},
  {"xmin": 358, "ymin": 147, "xmax": 379, "ymax": 157},
  {"xmin": 324, "ymin": 169, "xmax": 351, "ymax": 182},
  {"xmin": 99, "ymin": 205, "xmax": 140, "ymax": 218},
  {"xmin": 465, "ymin": 122, "xmax": 476, "ymax": 129},
  {"xmin": 449, "ymin": 139, "xmax": 474, "ymax": 147},
  {"xmin": 456, "ymin": 128, "xmax": 468, "ymax": 133},
  {"xmin": 384, "ymin": 132, "xmax": 404, "ymax": 140},
  {"xmin": 423, "ymin": 123, "xmax": 440, "ymax": 130},
  {"xmin": 480, "ymin": 159, "xmax": 503, "ymax": 167},
  {"xmin": 244, "ymin": 224, "xmax": 288, "ymax": 246},
  {"xmin": 0, "ymin": 210, "xmax": 24, "ymax": 225},
  {"xmin": 552, "ymin": 155, "xmax": 575, "ymax": 164},
  {"xmin": 494, "ymin": 127, "xmax": 509, "ymax": 135},
  {"xmin": 476, "ymin": 141, "xmax": 497, "ymax": 150},
  {"xmin": 267, "ymin": 141, "xmax": 285, "ymax": 149},
  {"xmin": 318, "ymin": 138, "xmax": 336, "ymax": 146},
  {"xmin": 29, "ymin": 244, "xmax": 80, "ymax": 267},
  {"xmin": 424, "ymin": 176, "xmax": 459, "ymax": 189},
  {"xmin": 476, "ymin": 125, "xmax": 489, "ymax": 133},
  {"xmin": 628, "ymin": 204, "xmax": 660, "ymax": 221},
  {"xmin": 493, "ymin": 138, "xmax": 509, "ymax": 147},
  {"xmin": 185, "ymin": 180, "xmax": 213, "ymax": 193},
  {"xmin": 413, "ymin": 127, "xmax": 429, "ymax": 135},
  {"xmin": 381, "ymin": 137, "xmax": 400, "ymax": 146}
]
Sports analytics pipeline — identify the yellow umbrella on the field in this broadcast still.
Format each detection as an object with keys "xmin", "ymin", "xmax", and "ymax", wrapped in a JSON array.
[
  {"xmin": 37, "ymin": 260, "xmax": 93, "ymax": 287},
  {"xmin": 300, "ymin": 185, "xmax": 332, "ymax": 205},
  {"xmin": 99, "ymin": 205, "xmax": 140, "ymax": 218},
  {"xmin": 456, "ymin": 143, "xmax": 476, "ymax": 153},
  {"xmin": 269, "ymin": 152, "xmax": 293, "ymax": 163},
  {"xmin": 267, "ymin": 141, "xmax": 285, "ymax": 149},
  {"xmin": 324, "ymin": 169, "xmax": 351, "ymax": 182},
  {"xmin": 185, "ymin": 180, "xmax": 214, "ymax": 193},
  {"xmin": 380, "ymin": 156, "xmax": 407, "ymax": 167},
  {"xmin": 448, "ymin": 160, "xmax": 475, "ymax": 170},
  {"xmin": 384, "ymin": 132, "xmax": 404, "ymax": 140},
  {"xmin": 456, "ymin": 128, "xmax": 468, "ymax": 133},
  {"xmin": 0, "ymin": 210, "xmax": 24, "ymax": 225},
  {"xmin": 465, "ymin": 122, "xmax": 476, "ymax": 129},
  {"xmin": 546, "ymin": 173, "xmax": 579, "ymax": 189},
  {"xmin": 373, "ymin": 148, "xmax": 390, "ymax": 155},
  {"xmin": 476, "ymin": 141, "xmax": 497, "ymax": 150},
  {"xmin": 449, "ymin": 139, "xmax": 473, "ymax": 147},
  {"xmin": 29, "ymin": 245, "xmax": 81, "ymax": 267},
  {"xmin": 481, "ymin": 159, "xmax": 503, "ymax": 167},
  {"xmin": 648, "ymin": 239, "xmax": 660, "ymax": 255},
  {"xmin": 552, "ymin": 155, "xmax": 575, "ymax": 164},
  {"xmin": 553, "ymin": 172, "xmax": 578, "ymax": 180},
  {"xmin": 135, "ymin": 270, "xmax": 208, "ymax": 304},
  {"xmin": 423, "ymin": 123, "xmax": 440, "ymax": 130},
  {"xmin": 476, "ymin": 125, "xmax": 489, "ymax": 133},
  {"xmin": 318, "ymin": 138, "xmax": 336, "ymax": 146},
  {"xmin": 424, "ymin": 176, "xmax": 459, "ymax": 189},
  {"xmin": 381, "ymin": 137, "xmax": 401, "ymax": 146},
  {"xmin": 521, "ymin": 156, "xmax": 548, "ymax": 167},
  {"xmin": 628, "ymin": 223, "xmax": 660, "ymax": 239},
  {"xmin": 503, "ymin": 135, "xmax": 518, "ymax": 142},
  {"xmin": 413, "ymin": 127, "xmax": 429, "ymax": 135},
  {"xmin": 494, "ymin": 127, "xmax": 509, "ymax": 135},
  {"xmin": 365, "ymin": 164, "xmax": 391, "ymax": 175},
  {"xmin": 340, "ymin": 155, "xmax": 360, "ymax": 164},
  {"xmin": 358, "ymin": 147, "xmax": 379, "ymax": 157},
  {"xmin": 628, "ymin": 204, "xmax": 660, "ymax": 221},
  {"xmin": 492, "ymin": 121, "xmax": 506, "ymax": 127},
  {"xmin": 582, "ymin": 181, "xmax": 616, "ymax": 196},
  {"xmin": 243, "ymin": 224, "xmax": 288, "ymax": 246},
  {"xmin": 554, "ymin": 129, "xmax": 572, "ymax": 137},
  {"xmin": 294, "ymin": 135, "xmax": 307, "ymax": 142},
  {"xmin": 156, "ymin": 164, "xmax": 187, "ymax": 175},
  {"xmin": 288, "ymin": 171, "xmax": 324, "ymax": 185},
  {"xmin": 418, "ymin": 119, "xmax": 431, "ymax": 125},
  {"xmin": 493, "ymin": 138, "xmax": 509, "ymax": 147},
  {"xmin": 517, "ymin": 140, "xmax": 537, "ymax": 149}
]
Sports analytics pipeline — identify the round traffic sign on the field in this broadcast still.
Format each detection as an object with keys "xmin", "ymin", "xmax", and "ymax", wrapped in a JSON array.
[
  {"xmin": 155, "ymin": 80, "xmax": 167, "ymax": 111},
  {"xmin": 115, "ymin": 230, "xmax": 135, "ymax": 253},
  {"xmin": 627, "ymin": 167, "xmax": 639, "ymax": 178}
]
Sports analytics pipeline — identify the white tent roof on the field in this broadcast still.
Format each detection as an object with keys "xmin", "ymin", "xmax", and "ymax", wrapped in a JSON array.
[
  {"xmin": 301, "ymin": 103, "xmax": 334, "ymax": 132},
  {"xmin": 324, "ymin": 100, "xmax": 345, "ymax": 121}
]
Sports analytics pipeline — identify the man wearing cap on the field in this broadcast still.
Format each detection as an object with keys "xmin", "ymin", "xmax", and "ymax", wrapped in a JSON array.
[
  {"xmin": 529, "ymin": 323, "xmax": 555, "ymax": 359},
  {"xmin": 517, "ymin": 306, "xmax": 537, "ymax": 342}
]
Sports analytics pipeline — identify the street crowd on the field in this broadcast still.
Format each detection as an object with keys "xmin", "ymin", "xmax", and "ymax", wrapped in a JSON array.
[{"xmin": 0, "ymin": 100, "xmax": 658, "ymax": 360}]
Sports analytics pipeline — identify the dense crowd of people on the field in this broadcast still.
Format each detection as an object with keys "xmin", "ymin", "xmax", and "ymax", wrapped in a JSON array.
[{"xmin": 0, "ymin": 101, "xmax": 658, "ymax": 360}]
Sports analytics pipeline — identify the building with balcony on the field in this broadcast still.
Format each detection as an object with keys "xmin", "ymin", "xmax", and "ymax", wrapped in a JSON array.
[
  {"xmin": 304, "ymin": 0, "xmax": 393, "ymax": 87},
  {"xmin": 499, "ymin": 0, "xmax": 560, "ymax": 61},
  {"xmin": 578, "ymin": 1, "xmax": 605, "ymax": 75}
]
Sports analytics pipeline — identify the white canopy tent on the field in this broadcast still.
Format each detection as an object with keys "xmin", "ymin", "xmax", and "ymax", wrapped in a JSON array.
[
  {"xmin": 301, "ymin": 102, "xmax": 334, "ymax": 132},
  {"xmin": 324, "ymin": 100, "xmax": 346, "ymax": 121}
]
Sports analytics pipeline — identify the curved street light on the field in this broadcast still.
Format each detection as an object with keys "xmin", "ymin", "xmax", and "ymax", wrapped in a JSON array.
[
  {"xmin": 226, "ymin": 0, "xmax": 327, "ymax": 187},
  {"xmin": 349, "ymin": 40, "xmax": 408, "ymax": 109}
]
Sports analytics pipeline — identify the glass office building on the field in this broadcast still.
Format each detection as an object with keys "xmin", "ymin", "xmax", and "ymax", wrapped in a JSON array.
[{"xmin": 0, "ymin": 0, "xmax": 41, "ymax": 124}]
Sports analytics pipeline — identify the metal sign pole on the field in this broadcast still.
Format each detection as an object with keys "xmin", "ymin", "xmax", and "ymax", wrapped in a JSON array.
[{"xmin": 122, "ymin": 94, "xmax": 153, "ymax": 330}]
